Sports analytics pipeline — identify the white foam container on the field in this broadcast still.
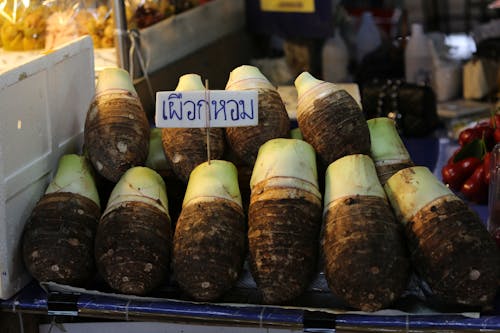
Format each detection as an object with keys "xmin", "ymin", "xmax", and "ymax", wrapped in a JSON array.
[{"xmin": 0, "ymin": 36, "xmax": 95, "ymax": 299}]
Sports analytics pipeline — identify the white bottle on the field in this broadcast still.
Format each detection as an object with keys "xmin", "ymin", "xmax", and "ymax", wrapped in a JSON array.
[
  {"xmin": 405, "ymin": 23, "xmax": 433, "ymax": 85},
  {"xmin": 356, "ymin": 12, "xmax": 381, "ymax": 64},
  {"xmin": 322, "ymin": 28, "xmax": 349, "ymax": 83}
]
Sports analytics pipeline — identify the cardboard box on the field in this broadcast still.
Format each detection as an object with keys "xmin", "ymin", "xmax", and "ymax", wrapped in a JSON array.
[{"xmin": 0, "ymin": 36, "xmax": 95, "ymax": 299}]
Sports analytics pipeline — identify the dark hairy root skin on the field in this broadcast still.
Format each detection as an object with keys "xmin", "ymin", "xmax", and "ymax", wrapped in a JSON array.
[
  {"xmin": 225, "ymin": 89, "xmax": 290, "ymax": 165},
  {"xmin": 95, "ymin": 201, "xmax": 171, "ymax": 295},
  {"xmin": 22, "ymin": 193, "xmax": 100, "ymax": 286},
  {"xmin": 161, "ymin": 127, "xmax": 225, "ymax": 183},
  {"xmin": 322, "ymin": 195, "xmax": 410, "ymax": 312},
  {"xmin": 406, "ymin": 196, "xmax": 500, "ymax": 307},
  {"xmin": 376, "ymin": 161, "xmax": 414, "ymax": 185},
  {"xmin": 298, "ymin": 90, "xmax": 371, "ymax": 165},
  {"xmin": 248, "ymin": 185, "xmax": 322, "ymax": 304},
  {"xmin": 84, "ymin": 92, "xmax": 150, "ymax": 183},
  {"xmin": 173, "ymin": 200, "xmax": 246, "ymax": 302}
]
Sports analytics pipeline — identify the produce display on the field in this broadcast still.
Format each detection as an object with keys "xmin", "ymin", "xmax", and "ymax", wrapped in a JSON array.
[
  {"xmin": 173, "ymin": 160, "xmax": 246, "ymax": 301},
  {"xmin": 0, "ymin": 0, "xmax": 208, "ymax": 50},
  {"xmin": 441, "ymin": 117, "xmax": 500, "ymax": 204},
  {"xmin": 147, "ymin": 127, "xmax": 186, "ymax": 222},
  {"xmin": 45, "ymin": 5, "xmax": 117, "ymax": 49},
  {"xmin": 225, "ymin": 65, "xmax": 290, "ymax": 165},
  {"xmin": 84, "ymin": 67, "xmax": 150, "ymax": 183},
  {"xmin": 78, "ymin": 5, "xmax": 115, "ymax": 49},
  {"xmin": 19, "ymin": 66, "xmax": 500, "ymax": 314},
  {"xmin": 0, "ymin": 6, "xmax": 48, "ymax": 51},
  {"xmin": 22, "ymin": 155, "xmax": 101, "ymax": 286},
  {"xmin": 95, "ymin": 166, "xmax": 171, "ymax": 295},
  {"xmin": 161, "ymin": 74, "xmax": 225, "ymax": 183},
  {"xmin": 248, "ymin": 138, "xmax": 322, "ymax": 304},
  {"xmin": 386, "ymin": 167, "xmax": 500, "ymax": 307},
  {"xmin": 322, "ymin": 154, "xmax": 410, "ymax": 311},
  {"xmin": 367, "ymin": 117, "xmax": 414, "ymax": 185},
  {"xmin": 128, "ymin": 0, "xmax": 203, "ymax": 29},
  {"xmin": 295, "ymin": 72, "xmax": 371, "ymax": 167},
  {"xmin": 129, "ymin": 0, "xmax": 174, "ymax": 29}
]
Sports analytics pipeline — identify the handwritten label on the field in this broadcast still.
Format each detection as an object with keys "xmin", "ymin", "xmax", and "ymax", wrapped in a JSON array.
[
  {"xmin": 155, "ymin": 90, "xmax": 258, "ymax": 128},
  {"xmin": 260, "ymin": 0, "xmax": 315, "ymax": 13}
]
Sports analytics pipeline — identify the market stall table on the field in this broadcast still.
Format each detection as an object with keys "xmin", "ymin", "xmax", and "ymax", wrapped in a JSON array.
[{"xmin": 0, "ymin": 134, "xmax": 496, "ymax": 331}]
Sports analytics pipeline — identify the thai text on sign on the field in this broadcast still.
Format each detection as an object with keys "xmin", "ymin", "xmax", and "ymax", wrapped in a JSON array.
[{"xmin": 155, "ymin": 90, "xmax": 259, "ymax": 128}]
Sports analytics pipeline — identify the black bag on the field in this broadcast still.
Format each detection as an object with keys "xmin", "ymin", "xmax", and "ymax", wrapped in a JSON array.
[{"xmin": 362, "ymin": 79, "xmax": 440, "ymax": 137}]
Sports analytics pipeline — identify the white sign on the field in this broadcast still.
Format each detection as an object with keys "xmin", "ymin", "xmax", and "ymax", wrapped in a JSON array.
[{"xmin": 155, "ymin": 90, "xmax": 259, "ymax": 128}]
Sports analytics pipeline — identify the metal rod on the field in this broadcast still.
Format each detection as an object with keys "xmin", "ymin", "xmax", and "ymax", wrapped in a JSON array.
[{"xmin": 111, "ymin": 0, "xmax": 130, "ymax": 71}]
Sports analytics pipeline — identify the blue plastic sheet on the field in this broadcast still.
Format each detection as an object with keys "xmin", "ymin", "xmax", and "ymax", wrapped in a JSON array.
[
  {"xmin": 1, "ymin": 282, "xmax": 304, "ymax": 327},
  {"xmin": 4, "ymin": 282, "xmax": 500, "ymax": 330},
  {"xmin": 77, "ymin": 292, "xmax": 304, "ymax": 325},
  {"xmin": 335, "ymin": 313, "xmax": 500, "ymax": 330}
]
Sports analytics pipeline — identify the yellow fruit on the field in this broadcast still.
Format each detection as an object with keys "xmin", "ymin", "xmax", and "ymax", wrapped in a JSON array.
[
  {"xmin": 1, "ymin": 22, "xmax": 24, "ymax": 51},
  {"xmin": 101, "ymin": 36, "xmax": 113, "ymax": 48},
  {"xmin": 103, "ymin": 24, "xmax": 114, "ymax": 39},
  {"xmin": 22, "ymin": 10, "xmax": 47, "ymax": 39},
  {"xmin": 96, "ymin": 5, "xmax": 109, "ymax": 20},
  {"xmin": 89, "ymin": 33, "xmax": 101, "ymax": 48},
  {"xmin": 0, "ymin": 19, "xmax": 4, "ymax": 47},
  {"xmin": 75, "ymin": 10, "xmax": 94, "ymax": 35},
  {"xmin": 23, "ymin": 35, "xmax": 45, "ymax": 50},
  {"xmin": 85, "ymin": 19, "xmax": 98, "ymax": 35}
]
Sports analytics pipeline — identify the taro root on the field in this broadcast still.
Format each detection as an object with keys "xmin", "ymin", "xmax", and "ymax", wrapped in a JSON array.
[
  {"xmin": 146, "ymin": 127, "xmax": 185, "ymax": 222},
  {"xmin": 290, "ymin": 127, "xmax": 303, "ymax": 140},
  {"xmin": 225, "ymin": 65, "xmax": 290, "ymax": 165},
  {"xmin": 222, "ymin": 148, "xmax": 253, "ymax": 213},
  {"xmin": 322, "ymin": 154, "xmax": 410, "ymax": 312},
  {"xmin": 295, "ymin": 72, "xmax": 370, "ymax": 166},
  {"xmin": 146, "ymin": 127, "xmax": 175, "ymax": 179},
  {"xmin": 248, "ymin": 138, "xmax": 322, "ymax": 304},
  {"xmin": 385, "ymin": 166, "xmax": 500, "ymax": 308},
  {"xmin": 84, "ymin": 67, "xmax": 150, "ymax": 183},
  {"xmin": 22, "ymin": 154, "xmax": 101, "ymax": 286},
  {"xmin": 95, "ymin": 167, "xmax": 171, "ymax": 295},
  {"xmin": 161, "ymin": 73, "xmax": 225, "ymax": 183},
  {"xmin": 367, "ymin": 117, "xmax": 414, "ymax": 185},
  {"xmin": 173, "ymin": 160, "xmax": 246, "ymax": 301}
]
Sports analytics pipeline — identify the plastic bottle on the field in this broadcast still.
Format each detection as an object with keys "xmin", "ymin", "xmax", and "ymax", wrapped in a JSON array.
[
  {"xmin": 405, "ymin": 23, "xmax": 433, "ymax": 85},
  {"xmin": 355, "ymin": 12, "xmax": 381, "ymax": 64},
  {"xmin": 322, "ymin": 28, "xmax": 349, "ymax": 83}
]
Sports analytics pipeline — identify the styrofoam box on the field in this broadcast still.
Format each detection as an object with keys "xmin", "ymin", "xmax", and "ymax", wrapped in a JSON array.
[{"xmin": 0, "ymin": 36, "xmax": 95, "ymax": 299}]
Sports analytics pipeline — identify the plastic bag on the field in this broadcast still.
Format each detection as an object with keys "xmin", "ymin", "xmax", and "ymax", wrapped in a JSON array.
[
  {"xmin": 128, "ymin": 0, "xmax": 173, "ymax": 29},
  {"xmin": 127, "ymin": 0, "xmax": 202, "ymax": 29},
  {"xmin": 44, "ymin": 0, "xmax": 82, "ymax": 49},
  {"xmin": 0, "ymin": 0, "xmax": 50, "ymax": 50},
  {"xmin": 80, "ymin": 3, "xmax": 115, "ymax": 48},
  {"xmin": 45, "ymin": 0, "xmax": 116, "ymax": 49}
]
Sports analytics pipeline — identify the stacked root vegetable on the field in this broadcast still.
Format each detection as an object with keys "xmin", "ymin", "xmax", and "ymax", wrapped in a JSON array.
[{"xmin": 21, "ymin": 66, "xmax": 500, "ymax": 313}]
